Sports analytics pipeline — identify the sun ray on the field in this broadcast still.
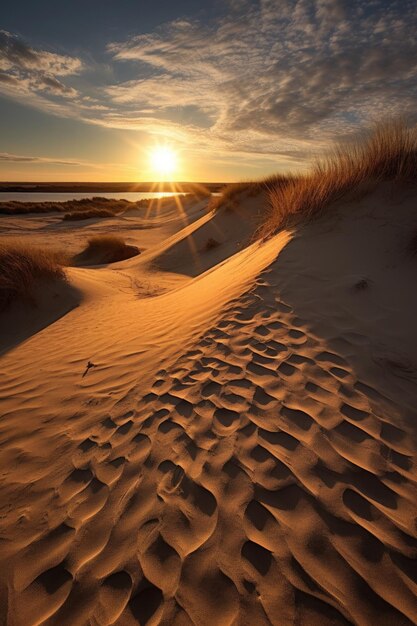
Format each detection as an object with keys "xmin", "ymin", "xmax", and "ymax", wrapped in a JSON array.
[{"xmin": 144, "ymin": 181, "xmax": 159, "ymax": 220}]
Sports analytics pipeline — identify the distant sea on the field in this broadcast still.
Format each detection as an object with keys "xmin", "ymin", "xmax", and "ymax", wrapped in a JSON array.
[{"xmin": 0, "ymin": 191, "xmax": 186, "ymax": 203}]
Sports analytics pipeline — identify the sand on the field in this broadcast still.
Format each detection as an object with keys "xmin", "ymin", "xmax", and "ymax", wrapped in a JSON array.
[{"xmin": 0, "ymin": 185, "xmax": 416, "ymax": 625}]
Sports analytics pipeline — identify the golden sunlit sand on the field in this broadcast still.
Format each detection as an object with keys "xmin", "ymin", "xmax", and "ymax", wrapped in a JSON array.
[{"xmin": 0, "ymin": 124, "xmax": 417, "ymax": 625}]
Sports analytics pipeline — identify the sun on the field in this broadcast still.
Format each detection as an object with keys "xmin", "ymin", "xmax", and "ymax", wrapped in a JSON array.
[{"xmin": 150, "ymin": 146, "xmax": 177, "ymax": 178}]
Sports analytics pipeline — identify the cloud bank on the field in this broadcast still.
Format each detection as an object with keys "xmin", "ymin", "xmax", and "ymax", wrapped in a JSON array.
[
  {"xmin": 106, "ymin": 0, "xmax": 417, "ymax": 156},
  {"xmin": 1, "ymin": 1, "xmax": 416, "ymax": 169}
]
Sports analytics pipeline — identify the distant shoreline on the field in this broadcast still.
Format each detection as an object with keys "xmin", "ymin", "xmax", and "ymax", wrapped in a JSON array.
[{"xmin": 0, "ymin": 182, "xmax": 225, "ymax": 193}]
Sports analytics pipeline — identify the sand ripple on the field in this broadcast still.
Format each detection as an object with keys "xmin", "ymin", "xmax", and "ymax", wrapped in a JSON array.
[{"xmin": 1, "ymin": 270, "xmax": 417, "ymax": 625}]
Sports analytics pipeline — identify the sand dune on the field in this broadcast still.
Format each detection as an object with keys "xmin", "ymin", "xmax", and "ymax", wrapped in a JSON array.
[{"xmin": 0, "ymin": 184, "xmax": 417, "ymax": 625}]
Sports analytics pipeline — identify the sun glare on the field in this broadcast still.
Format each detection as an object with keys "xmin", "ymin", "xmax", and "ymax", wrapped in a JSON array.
[{"xmin": 150, "ymin": 146, "xmax": 177, "ymax": 179}]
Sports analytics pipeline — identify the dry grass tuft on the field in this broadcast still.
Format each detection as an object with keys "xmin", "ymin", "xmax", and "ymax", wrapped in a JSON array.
[
  {"xmin": 0, "ymin": 240, "xmax": 66, "ymax": 310},
  {"xmin": 85, "ymin": 235, "xmax": 129, "ymax": 252},
  {"xmin": 0, "ymin": 197, "xmax": 131, "ymax": 216},
  {"xmin": 0, "ymin": 194, "xmax": 197, "ymax": 216},
  {"xmin": 210, "ymin": 175, "xmax": 289, "ymax": 213},
  {"xmin": 76, "ymin": 235, "xmax": 140, "ymax": 265},
  {"xmin": 257, "ymin": 120, "xmax": 417, "ymax": 239},
  {"xmin": 205, "ymin": 237, "xmax": 220, "ymax": 251}
]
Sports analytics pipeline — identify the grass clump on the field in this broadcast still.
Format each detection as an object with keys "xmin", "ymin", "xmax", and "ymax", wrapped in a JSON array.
[
  {"xmin": 205, "ymin": 237, "xmax": 220, "ymax": 251},
  {"xmin": 0, "ymin": 240, "xmax": 66, "ymax": 310},
  {"xmin": 0, "ymin": 197, "xmax": 130, "ymax": 216},
  {"xmin": 210, "ymin": 175, "xmax": 289, "ymax": 213},
  {"xmin": 0, "ymin": 194, "xmax": 197, "ymax": 216},
  {"xmin": 77, "ymin": 235, "xmax": 140, "ymax": 265},
  {"xmin": 257, "ymin": 120, "xmax": 417, "ymax": 239}
]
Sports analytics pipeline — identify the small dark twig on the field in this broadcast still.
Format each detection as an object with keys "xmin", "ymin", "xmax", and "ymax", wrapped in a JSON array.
[
  {"xmin": 354, "ymin": 278, "xmax": 369, "ymax": 291},
  {"xmin": 82, "ymin": 361, "xmax": 96, "ymax": 378}
]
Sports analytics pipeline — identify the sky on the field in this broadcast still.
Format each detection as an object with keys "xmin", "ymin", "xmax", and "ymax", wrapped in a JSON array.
[{"xmin": 0, "ymin": 0, "xmax": 416, "ymax": 182}]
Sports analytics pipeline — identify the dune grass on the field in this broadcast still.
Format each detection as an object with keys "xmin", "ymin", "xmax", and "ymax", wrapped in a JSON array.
[
  {"xmin": 63, "ymin": 208, "xmax": 115, "ymax": 220},
  {"xmin": 0, "ymin": 240, "xmax": 67, "ymax": 310},
  {"xmin": 76, "ymin": 235, "xmax": 140, "ymax": 265},
  {"xmin": 0, "ymin": 197, "xmax": 133, "ymax": 216},
  {"xmin": 256, "ymin": 120, "xmax": 417, "ymax": 239},
  {"xmin": 0, "ymin": 194, "xmax": 197, "ymax": 216},
  {"xmin": 209, "ymin": 182, "xmax": 259, "ymax": 211},
  {"xmin": 210, "ymin": 175, "xmax": 288, "ymax": 212},
  {"xmin": 85, "ymin": 235, "xmax": 130, "ymax": 252}
]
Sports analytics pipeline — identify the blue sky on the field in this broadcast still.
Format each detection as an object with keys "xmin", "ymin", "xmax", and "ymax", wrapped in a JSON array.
[{"xmin": 0, "ymin": 0, "xmax": 416, "ymax": 181}]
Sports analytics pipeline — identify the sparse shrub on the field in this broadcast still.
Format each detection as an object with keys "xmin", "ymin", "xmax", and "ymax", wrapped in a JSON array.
[
  {"xmin": 0, "ymin": 240, "xmax": 66, "ymax": 310},
  {"xmin": 85, "ymin": 235, "xmax": 129, "ymax": 252},
  {"xmin": 63, "ymin": 209, "xmax": 114, "ymax": 220},
  {"xmin": 209, "ymin": 182, "xmax": 255, "ymax": 212},
  {"xmin": 75, "ymin": 235, "xmax": 140, "ymax": 265},
  {"xmin": 0, "ymin": 194, "xmax": 197, "ymax": 216},
  {"xmin": 210, "ymin": 175, "xmax": 288, "ymax": 212},
  {"xmin": 0, "ymin": 197, "xmax": 130, "ymax": 216}
]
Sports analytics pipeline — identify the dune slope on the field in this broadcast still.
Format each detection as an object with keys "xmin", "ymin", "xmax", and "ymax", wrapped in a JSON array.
[{"xmin": 0, "ymin": 185, "xmax": 417, "ymax": 626}]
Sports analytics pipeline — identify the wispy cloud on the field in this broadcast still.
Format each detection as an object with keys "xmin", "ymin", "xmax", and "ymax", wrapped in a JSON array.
[
  {"xmin": 0, "ymin": 30, "xmax": 81, "ymax": 100},
  {"xmin": 0, "ymin": 152, "xmax": 84, "ymax": 166},
  {"xmin": 0, "ymin": 152, "xmax": 145, "ymax": 176},
  {"xmin": 107, "ymin": 1, "xmax": 417, "ymax": 149},
  {"xmin": 0, "ymin": 29, "xmax": 82, "ymax": 75}
]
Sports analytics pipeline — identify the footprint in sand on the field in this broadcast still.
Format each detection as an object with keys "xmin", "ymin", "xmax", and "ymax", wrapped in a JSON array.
[
  {"xmin": 157, "ymin": 460, "xmax": 185, "ymax": 496},
  {"xmin": 213, "ymin": 407, "xmax": 241, "ymax": 436},
  {"xmin": 340, "ymin": 403, "xmax": 370, "ymax": 422},
  {"xmin": 14, "ymin": 563, "xmax": 73, "ymax": 626},
  {"xmin": 114, "ymin": 420, "xmax": 134, "ymax": 437},
  {"xmin": 127, "ymin": 432, "xmax": 152, "ymax": 462},
  {"xmin": 78, "ymin": 437, "xmax": 97, "ymax": 452},
  {"xmin": 59, "ymin": 467, "xmax": 94, "ymax": 502},
  {"xmin": 280, "ymin": 406, "xmax": 314, "ymax": 431},
  {"xmin": 94, "ymin": 456, "xmax": 126, "ymax": 485},
  {"xmin": 241, "ymin": 540, "xmax": 273, "ymax": 576},
  {"xmin": 93, "ymin": 571, "xmax": 133, "ymax": 625},
  {"xmin": 253, "ymin": 387, "xmax": 277, "ymax": 408},
  {"xmin": 13, "ymin": 523, "xmax": 76, "ymax": 593},
  {"xmin": 67, "ymin": 477, "xmax": 109, "ymax": 522},
  {"xmin": 177, "ymin": 552, "xmax": 239, "ymax": 626},
  {"xmin": 125, "ymin": 582, "xmax": 163, "ymax": 625},
  {"xmin": 201, "ymin": 380, "xmax": 222, "ymax": 398},
  {"xmin": 101, "ymin": 416, "xmax": 117, "ymax": 430},
  {"xmin": 138, "ymin": 530, "xmax": 182, "ymax": 596},
  {"xmin": 278, "ymin": 362, "xmax": 297, "ymax": 377},
  {"xmin": 72, "ymin": 438, "xmax": 110, "ymax": 467}
]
